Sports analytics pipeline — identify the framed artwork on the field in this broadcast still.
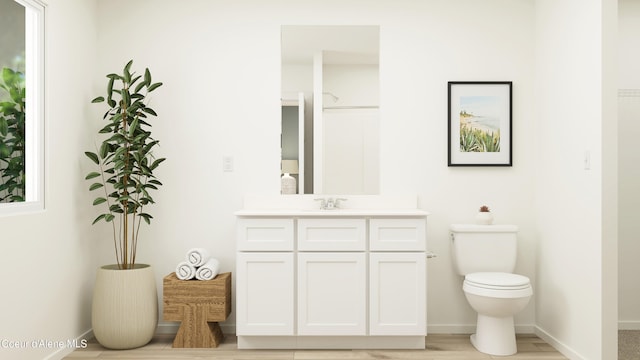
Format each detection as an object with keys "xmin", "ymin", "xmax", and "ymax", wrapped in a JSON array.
[{"xmin": 448, "ymin": 81, "xmax": 512, "ymax": 166}]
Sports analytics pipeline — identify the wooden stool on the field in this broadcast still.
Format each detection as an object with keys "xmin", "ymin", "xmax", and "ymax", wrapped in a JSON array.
[{"xmin": 162, "ymin": 272, "xmax": 231, "ymax": 348}]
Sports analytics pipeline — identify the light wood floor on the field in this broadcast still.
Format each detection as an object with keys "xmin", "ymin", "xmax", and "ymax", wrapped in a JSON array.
[{"xmin": 64, "ymin": 333, "xmax": 568, "ymax": 359}]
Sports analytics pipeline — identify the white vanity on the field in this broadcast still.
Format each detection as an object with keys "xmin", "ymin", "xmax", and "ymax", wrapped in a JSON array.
[{"xmin": 235, "ymin": 195, "xmax": 429, "ymax": 349}]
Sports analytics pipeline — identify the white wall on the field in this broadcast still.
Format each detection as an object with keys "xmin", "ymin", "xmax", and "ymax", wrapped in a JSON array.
[
  {"xmin": 534, "ymin": 0, "xmax": 618, "ymax": 359},
  {"xmin": 618, "ymin": 0, "xmax": 640, "ymax": 330},
  {"xmin": 95, "ymin": 0, "xmax": 537, "ymax": 335},
  {"xmin": 0, "ymin": 1, "xmax": 100, "ymax": 360}
]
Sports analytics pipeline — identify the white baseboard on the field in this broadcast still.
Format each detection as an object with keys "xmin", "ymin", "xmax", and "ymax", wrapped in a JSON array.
[
  {"xmin": 535, "ymin": 326, "xmax": 585, "ymax": 360},
  {"xmin": 427, "ymin": 324, "xmax": 535, "ymax": 334},
  {"xmin": 44, "ymin": 329, "xmax": 93, "ymax": 360},
  {"xmin": 619, "ymin": 320, "xmax": 640, "ymax": 330}
]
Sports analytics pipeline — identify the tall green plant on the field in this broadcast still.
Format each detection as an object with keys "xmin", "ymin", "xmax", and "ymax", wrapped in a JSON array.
[
  {"xmin": 0, "ymin": 68, "xmax": 26, "ymax": 202},
  {"xmin": 85, "ymin": 60, "xmax": 165, "ymax": 270}
]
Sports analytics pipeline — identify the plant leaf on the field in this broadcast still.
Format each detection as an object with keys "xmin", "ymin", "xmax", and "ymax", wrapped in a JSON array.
[
  {"xmin": 85, "ymin": 172, "xmax": 101, "ymax": 180},
  {"xmin": 85, "ymin": 152, "xmax": 99, "ymax": 164},
  {"xmin": 150, "ymin": 157, "xmax": 166, "ymax": 170},
  {"xmin": 144, "ymin": 68, "xmax": 151, "ymax": 86},
  {"xmin": 89, "ymin": 182, "xmax": 104, "ymax": 191},
  {"xmin": 147, "ymin": 82, "xmax": 163, "ymax": 92},
  {"xmin": 93, "ymin": 197, "xmax": 107, "ymax": 206},
  {"xmin": 138, "ymin": 213, "xmax": 153, "ymax": 224},
  {"xmin": 92, "ymin": 213, "xmax": 106, "ymax": 225}
]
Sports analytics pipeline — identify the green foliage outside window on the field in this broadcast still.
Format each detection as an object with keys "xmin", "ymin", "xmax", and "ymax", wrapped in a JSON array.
[{"xmin": 0, "ymin": 67, "xmax": 25, "ymax": 202}]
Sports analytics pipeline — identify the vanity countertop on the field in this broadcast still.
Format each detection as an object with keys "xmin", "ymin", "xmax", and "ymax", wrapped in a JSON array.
[{"xmin": 234, "ymin": 208, "xmax": 430, "ymax": 217}]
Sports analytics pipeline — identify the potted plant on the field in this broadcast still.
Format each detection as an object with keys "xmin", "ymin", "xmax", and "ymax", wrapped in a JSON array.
[
  {"xmin": 476, "ymin": 205, "xmax": 494, "ymax": 225},
  {"xmin": 85, "ymin": 60, "xmax": 165, "ymax": 349}
]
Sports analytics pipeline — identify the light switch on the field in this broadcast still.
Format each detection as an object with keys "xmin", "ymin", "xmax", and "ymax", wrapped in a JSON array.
[{"xmin": 223, "ymin": 156, "xmax": 234, "ymax": 172}]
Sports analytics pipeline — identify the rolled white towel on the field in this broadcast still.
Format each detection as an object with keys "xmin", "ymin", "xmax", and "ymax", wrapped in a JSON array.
[
  {"xmin": 195, "ymin": 258, "xmax": 220, "ymax": 281},
  {"xmin": 186, "ymin": 247, "xmax": 210, "ymax": 267},
  {"xmin": 175, "ymin": 261, "xmax": 196, "ymax": 280}
]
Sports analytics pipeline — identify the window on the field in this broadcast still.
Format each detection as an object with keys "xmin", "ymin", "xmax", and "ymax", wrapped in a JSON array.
[{"xmin": 0, "ymin": 0, "xmax": 45, "ymax": 215}]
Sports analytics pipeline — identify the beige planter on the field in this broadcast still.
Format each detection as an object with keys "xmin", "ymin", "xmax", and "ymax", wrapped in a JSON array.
[{"xmin": 92, "ymin": 264, "xmax": 158, "ymax": 349}]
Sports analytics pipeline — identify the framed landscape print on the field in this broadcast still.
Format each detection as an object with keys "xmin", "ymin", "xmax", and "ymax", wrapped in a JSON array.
[{"xmin": 448, "ymin": 81, "xmax": 512, "ymax": 166}]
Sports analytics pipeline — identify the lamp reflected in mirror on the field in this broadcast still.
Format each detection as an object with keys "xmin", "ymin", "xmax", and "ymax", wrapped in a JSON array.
[{"xmin": 281, "ymin": 159, "xmax": 299, "ymax": 194}]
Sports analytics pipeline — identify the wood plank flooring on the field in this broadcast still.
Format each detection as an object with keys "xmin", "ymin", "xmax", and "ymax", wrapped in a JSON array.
[{"xmin": 64, "ymin": 333, "xmax": 568, "ymax": 359}]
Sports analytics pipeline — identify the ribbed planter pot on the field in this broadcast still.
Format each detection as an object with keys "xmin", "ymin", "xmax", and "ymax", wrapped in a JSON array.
[{"xmin": 92, "ymin": 264, "xmax": 158, "ymax": 349}]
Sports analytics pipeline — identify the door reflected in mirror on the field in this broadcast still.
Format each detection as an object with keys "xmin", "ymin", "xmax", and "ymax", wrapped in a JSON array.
[{"xmin": 281, "ymin": 25, "xmax": 379, "ymax": 195}]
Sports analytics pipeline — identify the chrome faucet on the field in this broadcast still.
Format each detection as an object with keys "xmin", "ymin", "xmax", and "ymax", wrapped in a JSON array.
[{"xmin": 314, "ymin": 197, "xmax": 347, "ymax": 210}]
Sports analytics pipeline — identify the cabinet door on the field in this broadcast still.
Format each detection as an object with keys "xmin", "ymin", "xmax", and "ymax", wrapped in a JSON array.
[
  {"xmin": 297, "ymin": 252, "xmax": 366, "ymax": 335},
  {"xmin": 369, "ymin": 252, "xmax": 426, "ymax": 335},
  {"xmin": 236, "ymin": 252, "xmax": 294, "ymax": 335}
]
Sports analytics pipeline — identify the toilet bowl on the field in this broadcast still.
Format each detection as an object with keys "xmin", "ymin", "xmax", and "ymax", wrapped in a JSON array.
[{"xmin": 462, "ymin": 272, "xmax": 532, "ymax": 356}]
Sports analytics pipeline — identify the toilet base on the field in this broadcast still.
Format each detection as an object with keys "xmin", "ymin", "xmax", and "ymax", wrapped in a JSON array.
[{"xmin": 470, "ymin": 314, "xmax": 517, "ymax": 356}]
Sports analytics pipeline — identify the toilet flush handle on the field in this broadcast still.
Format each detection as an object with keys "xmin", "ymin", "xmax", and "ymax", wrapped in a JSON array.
[{"xmin": 426, "ymin": 252, "xmax": 438, "ymax": 259}]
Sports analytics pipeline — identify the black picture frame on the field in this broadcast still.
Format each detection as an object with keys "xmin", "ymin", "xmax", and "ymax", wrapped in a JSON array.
[{"xmin": 448, "ymin": 81, "xmax": 512, "ymax": 166}]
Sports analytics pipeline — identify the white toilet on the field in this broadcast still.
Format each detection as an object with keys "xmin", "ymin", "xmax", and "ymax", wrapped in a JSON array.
[{"xmin": 450, "ymin": 224, "xmax": 533, "ymax": 356}]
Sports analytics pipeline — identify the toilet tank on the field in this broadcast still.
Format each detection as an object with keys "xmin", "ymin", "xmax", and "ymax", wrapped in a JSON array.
[{"xmin": 450, "ymin": 224, "xmax": 519, "ymax": 276}]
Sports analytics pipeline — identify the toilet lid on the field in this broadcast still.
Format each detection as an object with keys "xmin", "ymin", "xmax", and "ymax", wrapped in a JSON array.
[{"xmin": 465, "ymin": 272, "xmax": 530, "ymax": 290}]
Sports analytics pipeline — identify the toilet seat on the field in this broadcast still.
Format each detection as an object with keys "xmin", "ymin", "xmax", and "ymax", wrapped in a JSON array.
[
  {"xmin": 463, "ymin": 272, "xmax": 532, "ymax": 298},
  {"xmin": 465, "ymin": 272, "xmax": 530, "ymax": 289}
]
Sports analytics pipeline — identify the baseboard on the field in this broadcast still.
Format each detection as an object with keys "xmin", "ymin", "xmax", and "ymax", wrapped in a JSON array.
[
  {"xmin": 535, "ymin": 326, "xmax": 585, "ymax": 360},
  {"xmin": 427, "ymin": 324, "xmax": 535, "ymax": 334},
  {"xmin": 619, "ymin": 320, "xmax": 640, "ymax": 330},
  {"xmin": 43, "ymin": 328, "xmax": 93, "ymax": 360}
]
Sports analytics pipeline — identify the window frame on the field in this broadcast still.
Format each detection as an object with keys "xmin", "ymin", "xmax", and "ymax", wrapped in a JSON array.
[{"xmin": 0, "ymin": 0, "xmax": 45, "ymax": 216}]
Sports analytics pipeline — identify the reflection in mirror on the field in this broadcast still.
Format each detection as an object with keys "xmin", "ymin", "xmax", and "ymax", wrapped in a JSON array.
[
  {"xmin": 0, "ymin": 0, "xmax": 44, "ymax": 211},
  {"xmin": 281, "ymin": 26, "xmax": 379, "ymax": 195}
]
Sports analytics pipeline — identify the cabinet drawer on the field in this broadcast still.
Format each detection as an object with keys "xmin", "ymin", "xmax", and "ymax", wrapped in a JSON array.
[
  {"xmin": 369, "ymin": 218, "xmax": 426, "ymax": 251},
  {"xmin": 237, "ymin": 218, "xmax": 294, "ymax": 251},
  {"xmin": 298, "ymin": 218, "xmax": 366, "ymax": 251}
]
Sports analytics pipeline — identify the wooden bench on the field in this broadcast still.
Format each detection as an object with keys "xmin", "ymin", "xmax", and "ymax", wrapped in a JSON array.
[{"xmin": 162, "ymin": 272, "xmax": 231, "ymax": 348}]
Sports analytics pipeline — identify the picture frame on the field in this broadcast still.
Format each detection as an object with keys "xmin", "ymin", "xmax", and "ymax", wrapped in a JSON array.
[{"xmin": 448, "ymin": 81, "xmax": 512, "ymax": 166}]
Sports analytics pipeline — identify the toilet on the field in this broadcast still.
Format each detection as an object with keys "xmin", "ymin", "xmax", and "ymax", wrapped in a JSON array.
[{"xmin": 449, "ymin": 224, "xmax": 533, "ymax": 356}]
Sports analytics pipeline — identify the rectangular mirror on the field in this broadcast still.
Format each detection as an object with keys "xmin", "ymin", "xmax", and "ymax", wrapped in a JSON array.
[{"xmin": 281, "ymin": 25, "xmax": 379, "ymax": 195}]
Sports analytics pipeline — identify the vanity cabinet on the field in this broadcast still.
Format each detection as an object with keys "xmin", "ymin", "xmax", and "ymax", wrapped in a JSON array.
[{"xmin": 235, "ymin": 211, "xmax": 428, "ymax": 349}]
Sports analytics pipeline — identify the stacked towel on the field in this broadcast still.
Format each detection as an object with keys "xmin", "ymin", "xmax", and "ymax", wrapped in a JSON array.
[
  {"xmin": 175, "ymin": 247, "xmax": 220, "ymax": 281},
  {"xmin": 175, "ymin": 261, "xmax": 196, "ymax": 280},
  {"xmin": 195, "ymin": 258, "xmax": 220, "ymax": 281},
  {"xmin": 186, "ymin": 248, "xmax": 211, "ymax": 267}
]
